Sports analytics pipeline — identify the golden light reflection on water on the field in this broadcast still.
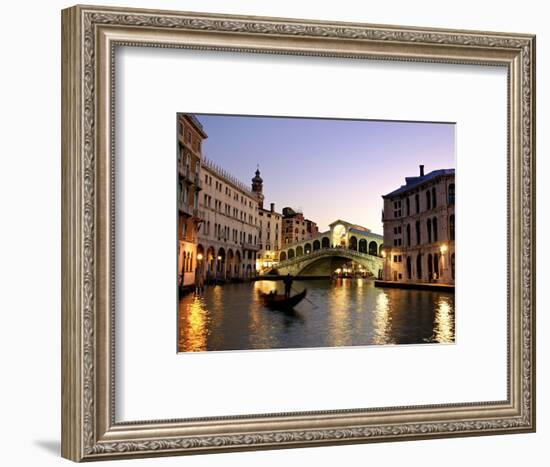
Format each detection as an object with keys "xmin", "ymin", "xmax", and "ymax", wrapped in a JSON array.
[
  {"xmin": 253, "ymin": 280, "xmax": 279, "ymax": 294},
  {"xmin": 178, "ymin": 295, "xmax": 209, "ymax": 352},
  {"xmin": 249, "ymin": 282, "xmax": 267, "ymax": 347},
  {"xmin": 327, "ymin": 279, "xmax": 351, "ymax": 347},
  {"xmin": 178, "ymin": 280, "xmax": 455, "ymax": 351},
  {"xmin": 372, "ymin": 292, "xmax": 395, "ymax": 345},
  {"xmin": 433, "ymin": 296, "xmax": 455, "ymax": 343}
]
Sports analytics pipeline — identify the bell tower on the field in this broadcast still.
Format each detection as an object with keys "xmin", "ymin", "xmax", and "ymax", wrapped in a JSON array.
[{"xmin": 251, "ymin": 166, "xmax": 264, "ymax": 208}]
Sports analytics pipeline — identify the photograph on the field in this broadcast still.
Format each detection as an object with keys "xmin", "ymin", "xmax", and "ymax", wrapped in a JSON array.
[{"xmin": 177, "ymin": 113, "xmax": 456, "ymax": 352}]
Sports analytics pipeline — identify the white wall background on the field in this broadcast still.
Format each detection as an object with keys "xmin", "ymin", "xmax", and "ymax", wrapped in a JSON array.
[{"xmin": 0, "ymin": 0, "xmax": 545, "ymax": 466}]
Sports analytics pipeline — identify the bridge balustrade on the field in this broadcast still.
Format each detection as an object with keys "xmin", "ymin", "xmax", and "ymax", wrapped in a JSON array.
[{"xmin": 275, "ymin": 246, "xmax": 380, "ymax": 269}]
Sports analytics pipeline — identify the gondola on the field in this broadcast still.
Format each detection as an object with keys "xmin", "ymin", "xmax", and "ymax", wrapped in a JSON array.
[{"xmin": 259, "ymin": 289, "xmax": 307, "ymax": 311}]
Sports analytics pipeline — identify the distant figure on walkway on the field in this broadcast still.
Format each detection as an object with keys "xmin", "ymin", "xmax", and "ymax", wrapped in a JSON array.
[{"xmin": 283, "ymin": 274, "xmax": 293, "ymax": 298}]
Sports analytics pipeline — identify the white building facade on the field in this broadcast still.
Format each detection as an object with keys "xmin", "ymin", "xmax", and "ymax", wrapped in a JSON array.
[
  {"xmin": 382, "ymin": 165, "xmax": 455, "ymax": 284},
  {"xmin": 197, "ymin": 159, "xmax": 260, "ymax": 280}
]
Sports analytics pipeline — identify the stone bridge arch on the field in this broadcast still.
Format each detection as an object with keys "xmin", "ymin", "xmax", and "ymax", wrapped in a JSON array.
[{"xmin": 272, "ymin": 248, "xmax": 383, "ymax": 278}]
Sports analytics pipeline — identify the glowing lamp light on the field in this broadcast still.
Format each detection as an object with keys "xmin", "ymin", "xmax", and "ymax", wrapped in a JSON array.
[
  {"xmin": 381, "ymin": 250, "xmax": 386, "ymax": 258},
  {"xmin": 197, "ymin": 253, "xmax": 203, "ymax": 261},
  {"xmin": 217, "ymin": 255, "xmax": 222, "ymax": 261},
  {"xmin": 440, "ymin": 244, "xmax": 448, "ymax": 253}
]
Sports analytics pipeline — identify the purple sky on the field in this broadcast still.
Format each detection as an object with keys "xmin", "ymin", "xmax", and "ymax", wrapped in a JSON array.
[{"xmin": 194, "ymin": 114, "xmax": 455, "ymax": 234}]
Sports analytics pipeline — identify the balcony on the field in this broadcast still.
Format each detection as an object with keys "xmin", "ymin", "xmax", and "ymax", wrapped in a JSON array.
[
  {"xmin": 178, "ymin": 198, "xmax": 193, "ymax": 216},
  {"xmin": 193, "ymin": 208, "xmax": 205, "ymax": 220},
  {"xmin": 194, "ymin": 174, "xmax": 203, "ymax": 190},
  {"xmin": 179, "ymin": 166, "xmax": 193, "ymax": 182},
  {"xmin": 241, "ymin": 242, "xmax": 260, "ymax": 251},
  {"xmin": 178, "ymin": 166, "xmax": 203, "ymax": 191}
]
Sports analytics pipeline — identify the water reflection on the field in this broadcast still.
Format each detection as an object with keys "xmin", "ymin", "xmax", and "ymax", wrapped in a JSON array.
[
  {"xmin": 178, "ymin": 279, "xmax": 455, "ymax": 352},
  {"xmin": 178, "ymin": 295, "xmax": 209, "ymax": 352},
  {"xmin": 372, "ymin": 292, "xmax": 394, "ymax": 345},
  {"xmin": 432, "ymin": 296, "xmax": 455, "ymax": 344}
]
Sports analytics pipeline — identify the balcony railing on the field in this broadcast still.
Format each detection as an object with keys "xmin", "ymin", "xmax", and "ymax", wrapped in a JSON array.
[
  {"xmin": 178, "ymin": 199, "xmax": 193, "ymax": 216},
  {"xmin": 241, "ymin": 242, "xmax": 260, "ymax": 251},
  {"xmin": 276, "ymin": 247, "xmax": 381, "ymax": 269},
  {"xmin": 193, "ymin": 208, "xmax": 204, "ymax": 219}
]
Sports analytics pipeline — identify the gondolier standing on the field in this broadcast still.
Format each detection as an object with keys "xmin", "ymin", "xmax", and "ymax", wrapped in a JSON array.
[{"xmin": 283, "ymin": 274, "xmax": 293, "ymax": 298}]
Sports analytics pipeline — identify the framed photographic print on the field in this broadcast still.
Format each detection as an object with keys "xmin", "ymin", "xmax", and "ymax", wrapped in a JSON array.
[
  {"xmin": 176, "ymin": 113, "xmax": 456, "ymax": 353},
  {"xmin": 61, "ymin": 4, "xmax": 536, "ymax": 461}
]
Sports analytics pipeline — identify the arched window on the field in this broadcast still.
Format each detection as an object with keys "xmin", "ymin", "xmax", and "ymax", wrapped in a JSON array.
[
  {"xmin": 406, "ymin": 256, "xmax": 412, "ymax": 279},
  {"xmin": 406, "ymin": 197, "xmax": 410, "ymax": 216},
  {"xmin": 349, "ymin": 236, "xmax": 358, "ymax": 251},
  {"xmin": 359, "ymin": 239, "xmax": 367, "ymax": 253},
  {"xmin": 406, "ymin": 224, "xmax": 411, "ymax": 246},
  {"xmin": 426, "ymin": 190, "xmax": 431, "ymax": 210},
  {"xmin": 432, "ymin": 187, "xmax": 437, "ymax": 208},
  {"xmin": 304, "ymin": 243, "xmax": 312, "ymax": 254},
  {"xmin": 415, "ymin": 220, "xmax": 421, "ymax": 245},
  {"xmin": 427, "ymin": 218, "xmax": 432, "ymax": 243},
  {"xmin": 427, "ymin": 253, "xmax": 433, "ymax": 279},
  {"xmin": 287, "ymin": 249, "xmax": 295, "ymax": 259},
  {"xmin": 433, "ymin": 217, "xmax": 438, "ymax": 242},
  {"xmin": 313, "ymin": 240, "xmax": 321, "ymax": 251},
  {"xmin": 279, "ymin": 251, "xmax": 287, "ymax": 261},
  {"xmin": 416, "ymin": 254, "xmax": 423, "ymax": 280},
  {"xmin": 449, "ymin": 214, "xmax": 455, "ymax": 241},
  {"xmin": 433, "ymin": 253, "xmax": 440, "ymax": 277},
  {"xmin": 368, "ymin": 241, "xmax": 378, "ymax": 256},
  {"xmin": 296, "ymin": 246, "xmax": 303, "ymax": 256},
  {"xmin": 321, "ymin": 237, "xmax": 330, "ymax": 249},
  {"xmin": 448, "ymin": 183, "xmax": 455, "ymax": 204},
  {"xmin": 415, "ymin": 194, "xmax": 420, "ymax": 213}
]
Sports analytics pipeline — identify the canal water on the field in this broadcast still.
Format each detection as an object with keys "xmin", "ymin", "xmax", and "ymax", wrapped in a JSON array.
[{"xmin": 178, "ymin": 279, "xmax": 455, "ymax": 352}]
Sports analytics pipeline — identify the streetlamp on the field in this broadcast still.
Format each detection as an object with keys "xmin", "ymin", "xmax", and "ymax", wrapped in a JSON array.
[
  {"xmin": 217, "ymin": 255, "xmax": 223, "ymax": 280},
  {"xmin": 195, "ymin": 253, "xmax": 204, "ymax": 292}
]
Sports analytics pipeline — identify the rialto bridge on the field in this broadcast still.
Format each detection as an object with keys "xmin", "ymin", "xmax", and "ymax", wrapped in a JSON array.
[{"xmin": 270, "ymin": 220, "xmax": 384, "ymax": 277}]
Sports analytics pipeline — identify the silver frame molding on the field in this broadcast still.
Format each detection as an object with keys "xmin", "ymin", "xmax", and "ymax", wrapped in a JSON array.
[{"xmin": 61, "ymin": 4, "xmax": 536, "ymax": 462}]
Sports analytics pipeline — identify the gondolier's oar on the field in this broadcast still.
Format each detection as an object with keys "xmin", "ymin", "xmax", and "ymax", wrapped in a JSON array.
[{"xmin": 292, "ymin": 286, "xmax": 318, "ymax": 309}]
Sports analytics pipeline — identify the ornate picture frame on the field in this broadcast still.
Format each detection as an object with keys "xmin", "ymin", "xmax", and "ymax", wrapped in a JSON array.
[{"xmin": 61, "ymin": 4, "xmax": 535, "ymax": 461}]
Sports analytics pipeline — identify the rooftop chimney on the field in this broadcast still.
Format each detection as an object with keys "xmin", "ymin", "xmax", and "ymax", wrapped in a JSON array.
[
  {"xmin": 419, "ymin": 164, "xmax": 425, "ymax": 177},
  {"xmin": 270, "ymin": 203, "xmax": 275, "ymax": 212}
]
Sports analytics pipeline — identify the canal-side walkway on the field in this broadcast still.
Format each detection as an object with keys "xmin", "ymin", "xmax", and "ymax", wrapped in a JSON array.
[{"xmin": 374, "ymin": 280, "xmax": 454, "ymax": 293}]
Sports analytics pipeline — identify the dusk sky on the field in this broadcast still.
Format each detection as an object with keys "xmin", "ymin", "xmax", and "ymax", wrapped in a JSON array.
[{"xmin": 194, "ymin": 114, "xmax": 455, "ymax": 234}]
